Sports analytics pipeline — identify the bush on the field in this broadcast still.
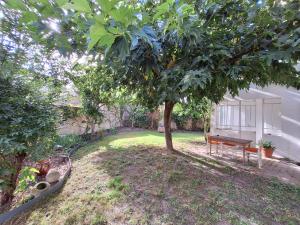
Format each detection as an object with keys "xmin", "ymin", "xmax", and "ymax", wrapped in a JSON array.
[
  {"xmin": 129, "ymin": 107, "xmax": 151, "ymax": 128},
  {"xmin": 54, "ymin": 134, "xmax": 83, "ymax": 149},
  {"xmin": 172, "ymin": 99, "xmax": 211, "ymax": 131},
  {"xmin": 0, "ymin": 75, "xmax": 58, "ymax": 205}
]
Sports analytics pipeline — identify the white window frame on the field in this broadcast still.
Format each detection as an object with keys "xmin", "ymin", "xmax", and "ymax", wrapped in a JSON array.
[
  {"xmin": 263, "ymin": 98, "xmax": 282, "ymax": 136},
  {"xmin": 216, "ymin": 100, "xmax": 256, "ymax": 131}
]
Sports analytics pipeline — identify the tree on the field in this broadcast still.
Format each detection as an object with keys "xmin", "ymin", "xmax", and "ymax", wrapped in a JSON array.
[
  {"xmin": 173, "ymin": 97, "xmax": 212, "ymax": 137},
  {"xmin": 0, "ymin": 75, "xmax": 58, "ymax": 205},
  {"xmin": 0, "ymin": 5, "xmax": 61, "ymax": 206},
  {"xmin": 8, "ymin": 0, "xmax": 300, "ymax": 151},
  {"xmin": 68, "ymin": 63, "xmax": 116, "ymax": 136}
]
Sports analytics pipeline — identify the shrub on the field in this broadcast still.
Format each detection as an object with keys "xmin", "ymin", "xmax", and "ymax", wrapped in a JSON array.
[
  {"xmin": 0, "ymin": 75, "xmax": 58, "ymax": 205},
  {"xmin": 129, "ymin": 107, "xmax": 151, "ymax": 128},
  {"xmin": 54, "ymin": 134, "xmax": 83, "ymax": 149}
]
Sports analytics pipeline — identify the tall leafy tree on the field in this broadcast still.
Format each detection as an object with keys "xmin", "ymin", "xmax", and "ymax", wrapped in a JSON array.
[
  {"xmin": 7, "ymin": 0, "xmax": 300, "ymax": 151},
  {"xmin": 0, "ymin": 5, "xmax": 62, "ymax": 205},
  {"xmin": 68, "ymin": 63, "xmax": 116, "ymax": 136},
  {"xmin": 0, "ymin": 75, "xmax": 58, "ymax": 205}
]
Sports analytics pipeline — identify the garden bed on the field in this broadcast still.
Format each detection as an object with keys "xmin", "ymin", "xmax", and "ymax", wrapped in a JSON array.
[{"xmin": 0, "ymin": 155, "xmax": 71, "ymax": 224}]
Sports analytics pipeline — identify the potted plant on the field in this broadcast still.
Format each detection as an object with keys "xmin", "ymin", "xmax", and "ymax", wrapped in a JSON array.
[{"xmin": 259, "ymin": 140, "xmax": 275, "ymax": 158}]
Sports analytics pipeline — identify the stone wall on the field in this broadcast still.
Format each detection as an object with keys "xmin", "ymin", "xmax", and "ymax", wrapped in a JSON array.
[{"xmin": 57, "ymin": 107, "xmax": 121, "ymax": 135}]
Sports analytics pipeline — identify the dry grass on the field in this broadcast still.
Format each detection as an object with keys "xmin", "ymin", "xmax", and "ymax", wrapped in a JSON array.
[{"xmin": 6, "ymin": 131, "xmax": 300, "ymax": 225}]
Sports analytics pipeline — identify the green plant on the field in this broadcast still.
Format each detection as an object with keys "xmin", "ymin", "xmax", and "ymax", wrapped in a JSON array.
[
  {"xmin": 91, "ymin": 213, "xmax": 107, "ymax": 225},
  {"xmin": 60, "ymin": 106, "xmax": 82, "ymax": 121},
  {"xmin": 11, "ymin": 0, "xmax": 300, "ymax": 153},
  {"xmin": 259, "ymin": 140, "xmax": 276, "ymax": 150},
  {"xmin": 108, "ymin": 128, "xmax": 118, "ymax": 135},
  {"xmin": 55, "ymin": 134, "xmax": 83, "ymax": 149},
  {"xmin": 129, "ymin": 107, "xmax": 151, "ymax": 129},
  {"xmin": 0, "ymin": 75, "xmax": 58, "ymax": 205},
  {"xmin": 15, "ymin": 167, "xmax": 39, "ymax": 193},
  {"xmin": 107, "ymin": 176, "xmax": 127, "ymax": 191}
]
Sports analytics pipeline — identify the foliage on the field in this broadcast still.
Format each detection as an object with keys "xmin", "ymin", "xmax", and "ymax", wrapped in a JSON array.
[
  {"xmin": 129, "ymin": 106, "xmax": 151, "ymax": 129},
  {"xmin": 68, "ymin": 64, "xmax": 119, "ymax": 134},
  {"xmin": 54, "ymin": 134, "xmax": 83, "ymax": 149},
  {"xmin": 108, "ymin": 176, "xmax": 127, "ymax": 191},
  {"xmin": 108, "ymin": 127, "xmax": 118, "ymax": 135},
  {"xmin": 12, "ymin": 0, "xmax": 299, "ymax": 102},
  {"xmin": 259, "ymin": 140, "xmax": 276, "ymax": 150},
  {"xmin": 0, "ymin": 3, "xmax": 64, "ymax": 205},
  {"xmin": 0, "ymin": 74, "xmax": 58, "ymax": 204},
  {"xmin": 7, "ymin": 0, "xmax": 300, "ymax": 150},
  {"xmin": 60, "ymin": 106, "xmax": 82, "ymax": 121},
  {"xmin": 15, "ymin": 167, "xmax": 39, "ymax": 193},
  {"xmin": 172, "ymin": 98, "xmax": 211, "ymax": 129},
  {"xmin": 0, "ymin": 75, "xmax": 58, "ymax": 157}
]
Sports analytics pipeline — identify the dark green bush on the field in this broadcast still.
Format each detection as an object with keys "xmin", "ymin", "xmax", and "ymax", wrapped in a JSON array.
[
  {"xmin": 129, "ymin": 107, "xmax": 151, "ymax": 128},
  {"xmin": 54, "ymin": 134, "xmax": 83, "ymax": 149}
]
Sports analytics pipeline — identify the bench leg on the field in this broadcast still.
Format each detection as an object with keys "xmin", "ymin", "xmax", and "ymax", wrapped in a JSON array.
[{"xmin": 243, "ymin": 147, "xmax": 246, "ymax": 164}]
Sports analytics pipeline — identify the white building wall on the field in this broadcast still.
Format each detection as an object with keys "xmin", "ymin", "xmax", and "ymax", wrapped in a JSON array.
[
  {"xmin": 211, "ymin": 85, "xmax": 300, "ymax": 162},
  {"xmin": 261, "ymin": 86, "xmax": 300, "ymax": 162}
]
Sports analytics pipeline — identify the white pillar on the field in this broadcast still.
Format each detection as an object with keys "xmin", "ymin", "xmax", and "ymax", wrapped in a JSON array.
[
  {"xmin": 256, "ymin": 99, "xmax": 263, "ymax": 146},
  {"xmin": 239, "ymin": 100, "xmax": 242, "ymax": 138}
]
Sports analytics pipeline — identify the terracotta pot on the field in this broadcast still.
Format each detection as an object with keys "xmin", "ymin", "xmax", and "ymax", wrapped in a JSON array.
[{"xmin": 262, "ymin": 148, "xmax": 274, "ymax": 158}]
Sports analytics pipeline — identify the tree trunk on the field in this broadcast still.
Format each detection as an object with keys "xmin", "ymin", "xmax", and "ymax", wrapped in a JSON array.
[
  {"xmin": 164, "ymin": 101, "xmax": 175, "ymax": 151},
  {"xmin": 0, "ymin": 153, "xmax": 26, "ymax": 206}
]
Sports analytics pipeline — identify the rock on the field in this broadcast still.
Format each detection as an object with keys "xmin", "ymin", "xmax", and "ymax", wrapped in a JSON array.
[
  {"xmin": 157, "ymin": 120, "xmax": 177, "ymax": 133},
  {"xmin": 46, "ymin": 169, "xmax": 61, "ymax": 183},
  {"xmin": 158, "ymin": 126, "xmax": 165, "ymax": 133},
  {"xmin": 171, "ymin": 121, "xmax": 177, "ymax": 130}
]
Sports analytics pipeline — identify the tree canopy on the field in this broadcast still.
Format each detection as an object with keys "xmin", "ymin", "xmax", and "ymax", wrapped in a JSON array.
[{"xmin": 4, "ymin": 0, "xmax": 300, "ymax": 151}]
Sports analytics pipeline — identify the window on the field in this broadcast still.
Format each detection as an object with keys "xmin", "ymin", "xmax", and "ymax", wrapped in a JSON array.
[
  {"xmin": 241, "ymin": 104, "xmax": 256, "ymax": 128},
  {"xmin": 263, "ymin": 98, "xmax": 281, "ymax": 135},
  {"xmin": 216, "ymin": 100, "xmax": 256, "ymax": 131}
]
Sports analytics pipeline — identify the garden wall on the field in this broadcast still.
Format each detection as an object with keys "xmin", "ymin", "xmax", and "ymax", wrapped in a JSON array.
[{"xmin": 58, "ymin": 107, "xmax": 121, "ymax": 135}]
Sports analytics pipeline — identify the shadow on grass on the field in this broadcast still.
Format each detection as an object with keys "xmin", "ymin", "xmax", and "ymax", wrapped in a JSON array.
[
  {"xmin": 72, "ymin": 130, "xmax": 204, "ymax": 161},
  {"xmin": 90, "ymin": 145, "xmax": 300, "ymax": 225},
  {"xmin": 14, "ymin": 139, "xmax": 300, "ymax": 225}
]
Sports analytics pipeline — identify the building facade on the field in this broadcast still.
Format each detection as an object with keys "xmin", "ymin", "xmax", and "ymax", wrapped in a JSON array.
[{"xmin": 210, "ymin": 85, "xmax": 300, "ymax": 162}]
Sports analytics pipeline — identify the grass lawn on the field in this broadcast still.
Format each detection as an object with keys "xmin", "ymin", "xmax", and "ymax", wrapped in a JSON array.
[{"xmin": 14, "ymin": 131, "xmax": 300, "ymax": 225}]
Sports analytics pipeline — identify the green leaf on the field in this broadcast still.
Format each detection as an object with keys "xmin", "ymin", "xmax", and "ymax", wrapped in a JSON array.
[
  {"xmin": 56, "ymin": 0, "xmax": 68, "ymax": 7},
  {"xmin": 153, "ymin": 2, "xmax": 170, "ymax": 20},
  {"xmin": 19, "ymin": 11, "xmax": 38, "ymax": 23},
  {"xmin": 97, "ymin": 0, "xmax": 118, "ymax": 12},
  {"xmin": 110, "ymin": 7, "xmax": 133, "ymax": 27},
  {"xmin": 63, "ymin": 0, "xmax": 91, "ymax": 13},
  {"xmin": 88, "ymin": 23, "xmax": 115, "ymax": 50},
  {"xmin": 29, "ymin": 167, "xmax": 39, "ymax": 173},
  {"xmin": 6, "ymin": 0, "xmax": 26, "ymax": 10}
]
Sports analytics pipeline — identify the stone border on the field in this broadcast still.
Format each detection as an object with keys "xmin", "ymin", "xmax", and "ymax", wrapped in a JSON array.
[{"xmin": 0, "ymin": 155, "xmax": 72, "ymax": 224}]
